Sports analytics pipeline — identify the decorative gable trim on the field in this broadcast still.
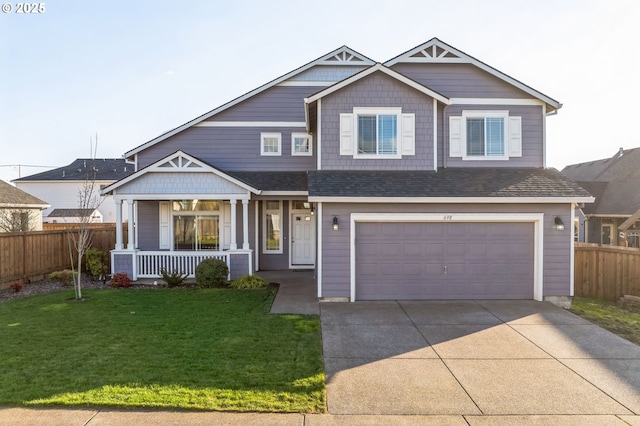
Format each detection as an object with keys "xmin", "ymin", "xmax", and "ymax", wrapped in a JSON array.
[
  {"xmin": 124, "ymin": 47, "xmax": 374, "ymax": 159},
  {"xmin": 304, "ymin": 63, "xmax": 451, "ymax": 105},
  {"xmin": 101, "ymin": 150, "xmax": 261, "ymax": 195},
  {"xmin": 385, "ymin": 38, "xmax": 561, "ymax": 112}
]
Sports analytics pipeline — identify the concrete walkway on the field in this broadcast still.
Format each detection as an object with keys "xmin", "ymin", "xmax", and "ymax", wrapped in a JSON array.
[{"xmin": 3, "ymin": 273, "xmax": 640, "ymax": 425}]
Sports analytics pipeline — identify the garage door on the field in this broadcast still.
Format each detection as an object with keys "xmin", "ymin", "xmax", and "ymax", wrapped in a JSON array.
[{"xmin": 355, "ymin": 222, "xmax": 534, "ymax": 300}]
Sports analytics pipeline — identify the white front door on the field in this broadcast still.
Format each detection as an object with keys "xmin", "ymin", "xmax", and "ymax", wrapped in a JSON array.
[{"xmin": 291, "ymin": 213, "xmax": 315, "ymax": 265}]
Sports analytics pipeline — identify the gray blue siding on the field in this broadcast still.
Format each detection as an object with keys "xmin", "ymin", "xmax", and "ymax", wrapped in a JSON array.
[
  {"xmin": 137, "ymin": 201, "xmax": 159, "ymax": 250},
  {"xmin": 290, "ymin": 65, "xmax": 368, "ymax": 82}
]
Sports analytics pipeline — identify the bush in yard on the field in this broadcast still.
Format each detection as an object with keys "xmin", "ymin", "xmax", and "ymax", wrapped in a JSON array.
[
  {"xmin": 110, "ymin": 273, "xmax": 132, "ymax": 288},
  {"xmin": 230, "ymin": 274, "xmax": 267, "ymax": 289},
  {"xmin": 160, "ymin": 268, "xmax": 188, "ymax": 287},
  {"xmin": 48, "ymin": 270, "xmax": 77, "ymax": 287},
  {"xmin": 195, "ymin": 258, "xmax": 229, "ymax": 288},
  {"xmin": 85, "ymin": 248, "xmax": 109, "ymax": 280},
  {"xmin": 9, "ymin": 282, "xmax": 23, "ymax": 293}
]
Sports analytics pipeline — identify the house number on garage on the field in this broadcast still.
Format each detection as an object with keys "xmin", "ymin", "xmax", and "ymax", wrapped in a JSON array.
[{"xmin": 443, "ymin": 215, "xmax": 453, "ymax": 221}]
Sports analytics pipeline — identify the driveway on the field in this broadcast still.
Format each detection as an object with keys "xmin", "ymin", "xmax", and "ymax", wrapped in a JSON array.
[{"xmin": 320, "ymin": 300, "xmax": 640, "ymax": 418}]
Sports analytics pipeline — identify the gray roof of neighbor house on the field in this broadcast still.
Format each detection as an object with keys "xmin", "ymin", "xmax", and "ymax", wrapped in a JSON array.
[
  {"xmin": 13, "ymin": 158, "xmax": 134, "ymax": 182},
  {"xmin": 48, "ymin": 208, "xmax": 98, "ymax": 218},
  {"xmin": 0, "ymin": 180, "xmax": 49, "ymax": 208},
  {"xmin": 562, "ymin": 147, "xmax": 640, "ymax": 216},
  {"xmin": 308, "ymin": 168, "xmax": 592, "ymax": 199}
]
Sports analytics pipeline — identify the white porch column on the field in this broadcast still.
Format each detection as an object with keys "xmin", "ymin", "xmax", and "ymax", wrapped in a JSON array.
[
  {"xmin": 230, "ymin": 199, "xmax": 238, "ymax": 250},
  {"xmin": 127, "ymin": 199, "xmax": 135, "ymax": 250},
  {"xmin": 242, "ymin": 199, "xmax": 250, "ymax": 250},
  {"xmin": 115, "ymin": 199, "xmax": 123, "ymax": 250}
]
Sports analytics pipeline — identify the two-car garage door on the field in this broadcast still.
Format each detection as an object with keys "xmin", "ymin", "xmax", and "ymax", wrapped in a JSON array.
[{"xmin": 355, "ymin": 221, "xmax": 534, "ymax": 300}]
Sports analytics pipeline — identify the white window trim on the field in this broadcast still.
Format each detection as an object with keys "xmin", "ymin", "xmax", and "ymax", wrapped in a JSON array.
[
  {"xmin": 291, "ymin": 132, "xmax": 313, "ymax": 156},
  {"xmin": 461, "ymin": 110, "xmax": 509, "ymax": 161},
  {"xmin": 169, "ymin": 200, "xmax": 224, "ymax": 252},
  {"xmin": 263, "ymin": 200, "xmax": 283, "ymax": 254},
  {"xmin": 260, "ymin": 132, "xmax": 282, "ymax": 156},
  {"xmin": 353, "ymin": 107, "xmax": 402, "ymax": 159}
]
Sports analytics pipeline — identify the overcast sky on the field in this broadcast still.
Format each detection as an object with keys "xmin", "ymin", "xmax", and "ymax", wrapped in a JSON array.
[{"xmin": 1, "ymin": 0, "xmax": 639, "ymax": 183}]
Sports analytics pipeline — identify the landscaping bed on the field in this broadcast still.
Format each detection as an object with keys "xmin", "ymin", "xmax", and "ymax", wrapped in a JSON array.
[
  {"xmin": 570, "ymin": 296, "xmax": 640, "ymax": 346},
  {"xmin": 0, "ymin": 288, "xmax": 325, "ymax": 412}
]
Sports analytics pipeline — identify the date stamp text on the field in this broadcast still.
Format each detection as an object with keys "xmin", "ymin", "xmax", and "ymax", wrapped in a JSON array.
[{"xmin": 2, "ymin": 3, "xmax": 46, "ymax": 13}]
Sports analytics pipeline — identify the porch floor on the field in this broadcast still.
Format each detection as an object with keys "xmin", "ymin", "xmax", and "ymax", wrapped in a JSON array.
[{"xmin": 258, "ymin": 270, "xmax": 319, "ymax": 315}]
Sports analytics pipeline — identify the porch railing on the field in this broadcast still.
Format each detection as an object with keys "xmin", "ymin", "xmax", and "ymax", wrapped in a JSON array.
[{"xmin": 136, "ymin": 251, "xmax": 229, "ymax": 278}]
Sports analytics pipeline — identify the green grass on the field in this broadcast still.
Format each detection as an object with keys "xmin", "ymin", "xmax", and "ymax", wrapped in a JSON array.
[
  {"xmin": 0, "ymin": 288, "xmax": 325, "ymax": 412},
  {"xmin": 570, "ymin": 297, "xmax": 640, "ymax": 346}
]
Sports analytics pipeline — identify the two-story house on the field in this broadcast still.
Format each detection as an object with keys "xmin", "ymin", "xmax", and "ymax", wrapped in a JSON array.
[{"xmin": 103, "ymin": 38, "xmax": 592, "ymax": 304}]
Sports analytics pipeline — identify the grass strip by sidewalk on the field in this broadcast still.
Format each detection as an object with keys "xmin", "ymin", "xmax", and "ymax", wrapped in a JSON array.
[
  {"xmin": 570, "ymin": 297, "xmax": 640, "ymax": 346},
  {"xmin": 0, "ymin": 288, "xmax": 325, "ymax": 412}
]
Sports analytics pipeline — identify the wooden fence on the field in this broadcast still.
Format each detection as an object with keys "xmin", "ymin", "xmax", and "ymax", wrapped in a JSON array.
[
  {"xmin": 574, "ymin": 243, "xmax": 640, "ymax": 301},
  {"xmin": 0, "ymin": 225, "xmax": 125, "ymax": 288}
]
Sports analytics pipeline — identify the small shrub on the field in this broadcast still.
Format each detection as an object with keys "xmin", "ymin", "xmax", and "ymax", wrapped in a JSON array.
[
  {"xmin": 110, "ymin": 273, "xmax": 132, "ymax": 288},
  {"xmin": 230, "ymin": 274, "xmax": 267, "ymax": 289},
  {"xmin": 86, "ymin": 248, "xmax": 108, "ymax": 279},
  {"xmin": 9, "ymin": 282, "xmax": 23, "ymax": 293},
  {"xmin": 48, "ymin": 270, "xmax": 77, "ymax": 287},
  {"xmin": 160, "ymin": 268, "xmax": 188, "ymax": 287},
  {"xmin": 195, "ymin": 258, "xmax": 229, "ymax": 288}
]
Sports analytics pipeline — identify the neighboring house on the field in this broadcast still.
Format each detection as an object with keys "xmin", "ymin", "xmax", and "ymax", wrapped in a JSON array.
[
  {"xmin": 47, "ymin": 208, "xmax": 103, "ymax": 224},
  {"xmin": 103, "ymin": 38, "xmax": 593, "ymax": 304},
  {"xmin": 14, "ymin": 158, "xmax": 133, "ymax": 223},
  {"xmin": 0, "ymin": 180, "xmax": 49, "ymax": 232},
  {"xmin": 562, "ymin": 147, "xmax": 640, "ymax": 248}
]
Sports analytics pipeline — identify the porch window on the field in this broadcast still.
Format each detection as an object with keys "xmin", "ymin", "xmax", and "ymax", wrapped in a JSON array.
[
  {"xmin": 263, "ymin": 200, "xmax": 282, "ymax": 254},
  {"xmin": 172, "ymin": 200, "xmax": 220, "ymax": 251}
]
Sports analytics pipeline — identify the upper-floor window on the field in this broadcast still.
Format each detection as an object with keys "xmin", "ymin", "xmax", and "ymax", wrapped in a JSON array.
[
  {"xmin": 449, "ymin": 110, "xmax": 521, "ymax": 160},
  {"xmin": 291, "ymin": 133, "xmax": 312, "ymax": 156},
  {"xmin": 261, "ymin": 132, "xmax": 281, "ymax": 156},
  {"xmin": 340, "ymin": 107, "xmax": 414, "ymax": 158}
]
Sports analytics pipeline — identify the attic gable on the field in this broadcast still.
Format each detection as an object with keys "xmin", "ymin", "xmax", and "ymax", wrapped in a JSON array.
[{"xmin": 319, "ymin": 47, "xmax": 373, "ymax": 65}]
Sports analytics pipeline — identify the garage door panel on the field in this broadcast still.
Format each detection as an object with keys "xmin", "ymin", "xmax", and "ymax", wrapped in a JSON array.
[{"xmin": 356, "ymin": 221, "xmax": 534, "ymax": 300}]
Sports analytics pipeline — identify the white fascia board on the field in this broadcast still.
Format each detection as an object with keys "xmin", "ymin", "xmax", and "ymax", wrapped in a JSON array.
[
  {"xmin": 113, "ymin": 193, "xmax": 251, "ymax": 202},
  {"xmin": 125, "ymin": 46, "xmax": 373, "ymax": 159},
  {"xmin": 304, "ymin": 63, "xmax": 451, "ymax": 105},
  {"xmin": 0, "ymin": 203, "xmax": 50, "ymax": 209},
  {"xmin": 195, "ymin": 121, "xmax": 306, "ymax": 128},
  {"xmin": 308, "ymin": 196, "xmax": 596, "ymax": 204},
  {"xmin": 102, "ymin": 150, "xmax": 261, "ymax": 195},
  {"xmin": 450, "ymin": 98, "xmax": 544, "ymax": 106},
  {"xmin": 351, "ymin": 212, "xmax": 544, "ymax": 222},
  {"xmin": 384, "ymin": 38, "xmax": 561, "ymax": 111}
]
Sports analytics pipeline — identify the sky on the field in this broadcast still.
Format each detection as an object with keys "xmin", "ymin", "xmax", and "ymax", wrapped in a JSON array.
[{"xmin": 1, "ymin": 0, "xmax": 639, "ymax": 183}]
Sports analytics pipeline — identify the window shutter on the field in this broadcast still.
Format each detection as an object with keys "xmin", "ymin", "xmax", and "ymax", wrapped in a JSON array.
[
  {"xmin": 401, "ymin": 113, "xmax": 415, "ymax": 156},
  {"xmin": 508, "ymin": 116, "xmax": 522, "ymax": 157},
  {"xmin": 449, "ymin": 116, "xmax": 463, "ymax": 157},
  {"xmin": 339, "ymin": 113, "xmax": 354, "ymax": 156},
  {"xmin": 159, "ymin": 201, "xmax": 170, "ymax": 250}
]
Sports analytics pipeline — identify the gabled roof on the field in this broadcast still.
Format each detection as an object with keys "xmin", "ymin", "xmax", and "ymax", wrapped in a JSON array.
[
  {"xmin": 304, "ymin": 63, "xmax": 450, "ymax": 105},
  {"xmin": 562, "ymin": 147, "xmax": 640, "ymax": 216},
  {"xmin": 102, "ymin": 150, "xmax": 261, "ymax": 195},
  {"xmin": 48, "ymin": 208, "xmax": 99, "ymax": 218},
  {"xmin": 124, "ymin": 46, "xmax": 375, "ymax": 159},
  {"xmin": 385, "ymin": 38, "xmax": 562, "ymax": 112},
  {"xmin": 13, "ymin": 158, "xmax": 133, "ymax": 182},
  {"xmin": 308, "ymin": 168, "xmax": 593, "ymax": 202},
  {"xmin": 0, "ymin": 180, "xmax": 49, "ymax": 208}
]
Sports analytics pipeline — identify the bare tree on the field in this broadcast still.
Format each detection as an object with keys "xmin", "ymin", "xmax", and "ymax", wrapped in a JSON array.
[
  {"xmin": 0, "ymin": 208, "xmax": 39, "ymax": 232},
  {"xmin": 68, "ymin": 173, "xmax": 104, "ymax": 300}
]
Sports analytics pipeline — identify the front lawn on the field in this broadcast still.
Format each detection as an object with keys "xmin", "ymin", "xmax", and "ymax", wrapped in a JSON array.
[
  {"xmin": 570, "ymin": 297, "xmax": 640, "ymax": 346},
  {"xmin": 0, "ymin": 288, "xmax": 325, "ymax": 412}
]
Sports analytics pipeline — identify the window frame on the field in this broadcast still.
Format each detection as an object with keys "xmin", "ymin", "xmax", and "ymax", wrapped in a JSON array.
[
  {"xmin": 260, "ymin": 132, "xmax": 282, "ymax": 156},
  {"xmin": 170, "ymin": 200, "xmax": 222, "ymax": 251},
  {"xmin": 353, "ymin": 107, "xmax": 402, "ymax": 159},
  {"xmin": 262, "ymin": 200, "xmax": 283, "ymax": 254},
  {"xmin": 291, "ymin": 132, "xmax": 313, "ymax": 156},
  {"xmin": 461, "ymin": 110, "xmax": 509, "ymax": 161}
]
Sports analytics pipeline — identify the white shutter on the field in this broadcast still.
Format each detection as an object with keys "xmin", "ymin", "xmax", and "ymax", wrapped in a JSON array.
[
  {"xmin": 508, "ymin": 116, "xmax": 522, "ymax": 157},
  {"xmin": 159, "ymin": 201, "xmax": 170, "ymax": 250},
  {"xmin": 449, "ymin": 116, "xmax": 463, "ymax": 157},
  {"xmin": 401, "ymin": 113, "xmax": 415, "ymax": 156},
  {"xmin": 339, "ymin": 113, "xmax": 354, "ymax": 156}
]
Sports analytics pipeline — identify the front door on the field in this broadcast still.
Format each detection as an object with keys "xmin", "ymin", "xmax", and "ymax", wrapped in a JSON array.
[
  {"xmin": 602, "ymin": 224, "xmax": 613, "ymax": 245},
  {"xmin": 291, "ymin": 213, "xmax": 315, "ymax": 265}
]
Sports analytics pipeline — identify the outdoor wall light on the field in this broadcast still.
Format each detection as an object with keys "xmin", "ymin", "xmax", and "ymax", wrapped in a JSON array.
[
  {"xmin": 303, "ymin": 201, "xmax": 315, "ymax": 215},
  {"xmin": 332, "ymin": 216, "xmax": 339, "ymax": 231},
  {"xmin": 554, "ymin": 216, "xmax": 565, "ymax": 231}
]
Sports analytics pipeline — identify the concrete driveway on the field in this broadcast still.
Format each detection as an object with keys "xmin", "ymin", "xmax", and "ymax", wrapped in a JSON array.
[{"xmin": 320, "ymin": 300, "xmax": 640, "ymax": 420}]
